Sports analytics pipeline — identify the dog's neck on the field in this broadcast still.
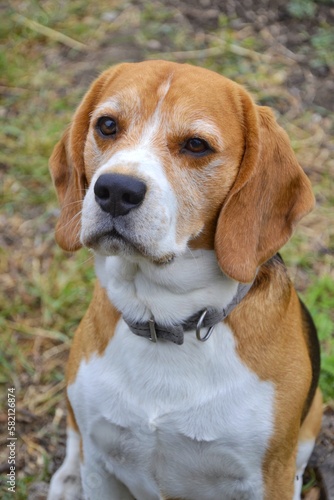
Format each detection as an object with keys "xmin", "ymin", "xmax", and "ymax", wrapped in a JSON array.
[{"xmin": 95, "ymin": 249, "xmax": 239, "ymax": 327}]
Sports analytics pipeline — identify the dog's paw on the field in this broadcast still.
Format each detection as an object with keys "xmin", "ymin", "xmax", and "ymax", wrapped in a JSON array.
[{"xmin": 48, "ymin": 465, "xmax": 83, "ymax": 500}]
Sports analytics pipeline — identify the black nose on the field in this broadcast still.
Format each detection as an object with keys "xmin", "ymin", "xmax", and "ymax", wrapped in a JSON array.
[{"xmin": 94, "ymin": 173, "xmax": 147, "ymax": 217}]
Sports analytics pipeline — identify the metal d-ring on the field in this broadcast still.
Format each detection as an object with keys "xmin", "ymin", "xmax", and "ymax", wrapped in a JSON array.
[{"xmin": 196, "ymin": 309, "xmax": 215, "ymax": 342}]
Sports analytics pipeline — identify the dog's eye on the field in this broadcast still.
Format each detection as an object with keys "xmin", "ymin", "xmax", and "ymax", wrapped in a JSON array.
[
  {"xmin": 183, "ymin": 138, "xmax": 211, "ymax": 155},
  {"xmin": 96, "ymin": 116, "xmax": 117, "ymax": 137}
]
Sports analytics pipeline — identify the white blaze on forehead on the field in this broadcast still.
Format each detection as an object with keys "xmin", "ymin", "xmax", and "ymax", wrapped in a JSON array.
[
  {"xmin": 138, "ymin": 77, "xmax": 173, "ymax": 148},
  {"xmin": 157, "ymin": 77, "xmax": 173, "ymax": 100}
]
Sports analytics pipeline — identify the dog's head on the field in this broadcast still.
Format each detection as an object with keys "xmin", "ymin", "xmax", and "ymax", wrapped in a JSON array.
[{"xmin": 50, "ymin": 60, "xmax": 314, "ymax": 283}]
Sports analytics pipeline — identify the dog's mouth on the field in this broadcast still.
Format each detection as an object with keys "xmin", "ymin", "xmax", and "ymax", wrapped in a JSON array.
[
  {"xmin": 103, "ymin": 228, "xmax": 127, "ymax": 242},
  {"xmin": 84, "ymin": 227, "xmax": 175, "ymax": 265},
  {"xmin": 84, "ymin": 226, "xmax": 137, "ymax": 251}
]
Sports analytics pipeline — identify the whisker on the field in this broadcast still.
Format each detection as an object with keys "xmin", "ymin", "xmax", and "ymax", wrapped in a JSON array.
[
  {"xmin": 187, "ymin": 245, "xmax": 202, "ymax": 273},
  {"xmin": 56, "ymin": 210, "xmax": 82, "ymax": 232},
  {"xmin": 71, "ymin": 216, "xmax": 82, "ymax": 235},
  {"xmin": 60, "ymin": 200, "xmax": 83, "ymax": 210},
  {"xmin": 80, "ymin": 254, "xmax": 95, "ymax": 266}
]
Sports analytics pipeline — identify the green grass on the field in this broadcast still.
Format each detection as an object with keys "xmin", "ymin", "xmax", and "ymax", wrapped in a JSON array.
[{"xmin": 303, "ymin": 276, "xmax": 334, "ymax": 399}]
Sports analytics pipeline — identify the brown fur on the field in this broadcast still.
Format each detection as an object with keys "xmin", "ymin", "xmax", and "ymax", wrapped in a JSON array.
[
  {"xmin": 66, "ymin": 282, "xmax": 120, "ymax": 385},
  {"xmin": 214, "ymin": 103, "xmax": 315, "ymax": 283}
]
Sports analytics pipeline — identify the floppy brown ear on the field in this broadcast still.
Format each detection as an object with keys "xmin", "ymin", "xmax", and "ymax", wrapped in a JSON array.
[
  {"xmin": 49, "ymin": 127, "xmax": 85, "ymax": 251},
  {"xmin": 49, "ymin": 66, "xmax": 122, "ymax": 251},
  {"xmin": 215, "ymin": 91, "xmax": 315, "ymax": 283}
]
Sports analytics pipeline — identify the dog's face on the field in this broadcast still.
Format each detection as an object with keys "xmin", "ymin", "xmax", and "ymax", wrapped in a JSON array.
[
  {"xmin": 81, "ymin": 63, "xmax": 245, "ymax": 265},
  {"xmin": 50, "ymin": 61, "xmax": 314, "ymax": 282}
]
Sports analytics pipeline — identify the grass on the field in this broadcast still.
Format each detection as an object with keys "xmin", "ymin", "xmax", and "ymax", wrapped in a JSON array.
[
  {"xmin": 303, "ymin": 276, "xmax": 334, "ymax": 399},
  {"xmin": 1, "ymin": 0, "xmax": 333, "ymax": 496}
]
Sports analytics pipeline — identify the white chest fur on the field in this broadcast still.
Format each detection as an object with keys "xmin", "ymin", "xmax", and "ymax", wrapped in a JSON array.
[
  {"xmin": 69, "ymin": 251, "xmax": 275, "ymax": 499},
  {"xmin": 69, "ymin": 324, "xmax": 274, "ymax": 500}
]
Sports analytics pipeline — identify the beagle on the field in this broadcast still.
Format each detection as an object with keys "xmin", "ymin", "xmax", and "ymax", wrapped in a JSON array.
[{"xmin": 47, "ymin": 61, "xmax": 322, "ymax": 500}]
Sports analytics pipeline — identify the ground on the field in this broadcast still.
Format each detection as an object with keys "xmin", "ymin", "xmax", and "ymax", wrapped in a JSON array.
[{"xmin": 0, "ymin": 0, "xmax": 333, "ymax": 498}]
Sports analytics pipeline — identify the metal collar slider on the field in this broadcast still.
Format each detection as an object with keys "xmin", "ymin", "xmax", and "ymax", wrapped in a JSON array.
[{"xmin": 148, "ymin": 317, "xmax": 158, "ymax": 342}]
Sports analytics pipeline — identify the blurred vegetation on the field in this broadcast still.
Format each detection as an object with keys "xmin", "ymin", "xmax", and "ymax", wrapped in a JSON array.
[{"xmin": 0, "ymin": 0, "xmax": 333, "ymax": 496}]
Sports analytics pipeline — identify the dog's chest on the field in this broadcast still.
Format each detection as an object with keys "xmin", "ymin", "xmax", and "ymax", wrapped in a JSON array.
[{"xmin": 69, "ymin": 321, "xmax": 275, "ymax": 500}]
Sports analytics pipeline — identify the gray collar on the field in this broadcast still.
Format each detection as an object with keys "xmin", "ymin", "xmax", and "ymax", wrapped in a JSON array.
[{"xmin": 123, "ymin": 282, "xmax": 253, "ymax": 345}]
